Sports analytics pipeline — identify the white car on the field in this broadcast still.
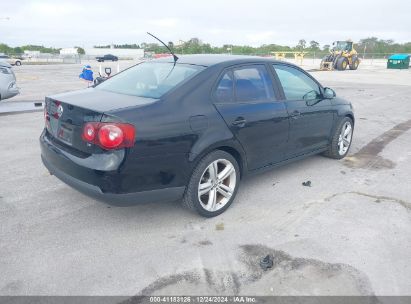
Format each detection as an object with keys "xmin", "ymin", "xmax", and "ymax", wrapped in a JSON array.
[
  {"xmin": 0, "ymin": 61, "xmax": 19, "ymax": 101},
  {"xmin": 0, "ymin": 55, "xmax": 22, "ymax": 66}
]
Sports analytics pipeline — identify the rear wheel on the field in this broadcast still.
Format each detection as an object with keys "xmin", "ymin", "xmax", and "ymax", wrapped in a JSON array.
[
  {"xmin": 349, "ymin": 56, "xmax": 359, "ymax": 70},
  {"xmin": 15, "ymin": 61, "xmax": 21, "ymax": 66},
  {"xmin": 336, "ymin": 57, "xmax": 348, "ymax": 70},
  {"xmin": 182, "ymin": 150, "xmax": 240, "ymax": 217},
  {"xmin": 324, "ymin": 117, "xmax": 354, "ymax": 159}
]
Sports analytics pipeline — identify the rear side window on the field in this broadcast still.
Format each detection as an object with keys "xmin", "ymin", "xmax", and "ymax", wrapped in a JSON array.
[
  {"xmin": 233, "ymin": 66, "xmax": 275, "ymax": 102},
  {"xmin": 273, "ymin": 64, "xmax": 321, "ymax": 100},
  {"xmin": 215, "ymin": 72, "xmax": 234, "ymax": 103}
]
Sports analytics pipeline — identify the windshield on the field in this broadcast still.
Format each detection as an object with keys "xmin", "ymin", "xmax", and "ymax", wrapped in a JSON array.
[
  {"xmin": 334, "ymin": 41, "xmax": 351, "ymax": 51},
  {"xmin": 96, "ymin": 62, "xmax": 204, "ymax": 98}
]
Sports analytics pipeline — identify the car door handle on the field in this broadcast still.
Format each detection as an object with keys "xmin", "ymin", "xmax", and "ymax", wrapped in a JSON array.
[
  {"xmin": 290, "ymin": 110, "xmax": 301, "ymax": 119},
  {"xmin": 232, "ymin": 117, "xmax": 247, "ymax": 127}
]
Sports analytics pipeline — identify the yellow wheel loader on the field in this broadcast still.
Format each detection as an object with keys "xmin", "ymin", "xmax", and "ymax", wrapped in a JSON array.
[{"xmin": 320, "ymin": 41, "xmax": 360, "ymax": 71}]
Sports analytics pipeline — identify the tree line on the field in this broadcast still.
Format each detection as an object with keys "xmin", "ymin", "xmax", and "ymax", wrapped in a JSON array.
[
  {"xmin": 97, "ymin": 37, "xmax": 411, "ymax": 55},
  {"xmin": 1, "ymin": 37, "xmax": 411, "ymax": 56}
]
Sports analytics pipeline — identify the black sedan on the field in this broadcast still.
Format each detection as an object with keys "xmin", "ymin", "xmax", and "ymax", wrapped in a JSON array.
[
  {"xmin": 40, "ymin": 55, "xmax": 354, "ymax": 217},
  {"xmin": 96, "ymin": 54, "xmax": 118, "ymax": 62}
]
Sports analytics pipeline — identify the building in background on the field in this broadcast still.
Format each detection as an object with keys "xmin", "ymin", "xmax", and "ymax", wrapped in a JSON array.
[
  {"xmin": 60, "ymin": 48, "xmax": 79, "ymax": 55},
  {"xmin": 84, "ymin": 47, "xmax": 144, "ymax": 59},
  {"xmin": 23, "ymin": 50, "xmax": 40, "ymax": 58}
]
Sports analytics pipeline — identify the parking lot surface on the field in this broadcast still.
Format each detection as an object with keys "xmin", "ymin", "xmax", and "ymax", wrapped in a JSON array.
[{"xmin": 0, "ymin": 60, "xmax": 410, "ymax": 297}]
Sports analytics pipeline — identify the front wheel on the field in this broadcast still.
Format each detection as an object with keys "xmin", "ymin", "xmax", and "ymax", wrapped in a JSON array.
[
  {"xmin": 182, "ymin": 150, "xmax": 240, "ymax": 217},
  {"xmin": 15, "ymin": 61, "xmax": 21, "ymax": 66},
  {"xmin": 324, "ymin": 117, "xmax": 354, "ymax": 159},
  {"xmin": 336, "ymin": 57, "xmax": 348, "ymax": 70}
]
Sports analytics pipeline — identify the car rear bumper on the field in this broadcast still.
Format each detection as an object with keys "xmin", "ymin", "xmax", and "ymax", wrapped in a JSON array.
[
  {"xmin": 42, "ymin": 155, "xmax": 185, "ymax": 204},
  {"xmin": 40, "ymin": 130, "xmax": 185, "ymax": 204}
]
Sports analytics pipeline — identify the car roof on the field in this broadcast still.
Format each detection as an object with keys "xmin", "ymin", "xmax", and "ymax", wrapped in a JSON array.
[{"xmin": 153, "ymin": 54, "xmax": 281, "ymax": 67}]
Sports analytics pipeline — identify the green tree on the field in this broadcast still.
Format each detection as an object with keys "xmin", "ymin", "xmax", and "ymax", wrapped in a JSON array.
[
  {"xmin": 309, "ymin": 40, "xmax": 320, "ymax": 51},
  {"xmin": 297, "ymin": 39, "xmax": 306, "ymax": 51},
  {"xmin": 76, "ymin": 47, "xmax": 85, "ymax": 55},
  {"xmin": 13, "ymin": 46, "xmax": 23, "ymax": 54}
]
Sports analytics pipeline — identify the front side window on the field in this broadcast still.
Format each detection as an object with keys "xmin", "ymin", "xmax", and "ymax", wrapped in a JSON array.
[
  {"xmin": 233, "ymin": 66, "xmax": 275, "ymax": 102},
  {"xmin": 96, "ymin": 62, "xmax": 204, "ymax": 98},
  {"xmin": 273, "ymin": 64, "xmax": 321, "ymax": 101}
]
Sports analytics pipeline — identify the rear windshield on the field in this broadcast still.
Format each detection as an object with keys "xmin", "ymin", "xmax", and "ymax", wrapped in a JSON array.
[{"xmin": 96, "ymin": 62, "xmax": 204, "ymax": 98}]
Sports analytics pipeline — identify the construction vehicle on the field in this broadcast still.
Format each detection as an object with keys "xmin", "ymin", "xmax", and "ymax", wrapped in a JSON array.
[{"xmin": 320, "ymin": 41, "xmax": 360, "ymax": 71}]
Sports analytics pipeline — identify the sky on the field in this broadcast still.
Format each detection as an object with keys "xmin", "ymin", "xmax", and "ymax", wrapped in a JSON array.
[{"xmin": 0, "ymin": 0, "xmax": 410, "ymax": 48}]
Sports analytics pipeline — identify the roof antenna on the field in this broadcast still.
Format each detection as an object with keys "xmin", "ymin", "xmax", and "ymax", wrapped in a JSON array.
[{"xmin": 147, "ymin": 32, "xmax": 178, "ymax": 64}]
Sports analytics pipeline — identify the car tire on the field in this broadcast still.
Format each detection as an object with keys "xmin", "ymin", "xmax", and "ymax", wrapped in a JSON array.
[
  {"xmin": 182, "ymin": 150, "xmax": 240, "ymax": 217},
  {"xmin": 323, "ymin": 117, "xmax": 354, "ymax": 159},
  {"xmin": 15, "ymin": 61, "xmax": 21, "ymax": 66}
]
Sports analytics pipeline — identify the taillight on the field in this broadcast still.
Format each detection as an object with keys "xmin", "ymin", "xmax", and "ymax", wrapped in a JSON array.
[
  {"xmin": 44, "ymin": 105, "xmax": 50, "ymax": 127},
  {"xmin": 82, "ymin": 123, "xmax": 97, "ymax": 141},
  {"xmin": 98, "ymin": 124, "xmax": 124, "ymax": 149},
  {"xmin": 82, "ymin": 122, "xmax": 135, "ymax": 150}
]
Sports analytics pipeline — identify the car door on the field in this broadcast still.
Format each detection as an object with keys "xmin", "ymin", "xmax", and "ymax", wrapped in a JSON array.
[
  {"xmin": 272, "ymin": 64, "xmax": 335, "ymax": 158},
  {"xmin": 213, "ymin": 64, "xmax": 289, "ymax": 170}
]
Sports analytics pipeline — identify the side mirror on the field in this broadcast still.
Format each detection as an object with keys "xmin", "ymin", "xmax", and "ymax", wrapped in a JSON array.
[
  {"xmin": 323, "ymin": 87, "xmax": 336, "ymax": 99},
  {"xmin": 303, "ymin": 90, "xmax": 321, "ymax": 106}
]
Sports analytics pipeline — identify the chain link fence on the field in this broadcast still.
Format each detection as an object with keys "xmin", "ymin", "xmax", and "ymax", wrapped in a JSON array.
[{"xmin": 3, "ymin": 51, "xmax": 405, "ymax": 65}]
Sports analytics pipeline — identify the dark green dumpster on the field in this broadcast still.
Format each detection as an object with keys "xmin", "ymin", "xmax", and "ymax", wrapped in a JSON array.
[{"xmin": 387, "ymin": 54, "xmax": 410, "ymax": 69}]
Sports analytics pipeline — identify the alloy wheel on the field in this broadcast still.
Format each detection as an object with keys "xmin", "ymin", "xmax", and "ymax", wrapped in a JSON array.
[
  {"xmin": 338, "ymin": 121, "xmax": 353, "ymax": 155},
  {"xmin": 198, "ymin": 159, "xmax": 237, "ymax": 212}
]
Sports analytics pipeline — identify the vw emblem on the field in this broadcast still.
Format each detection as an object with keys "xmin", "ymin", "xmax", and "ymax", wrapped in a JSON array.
[{"xmin": 57, "ymin": 104, "xmax": 63, "ymax": 118}]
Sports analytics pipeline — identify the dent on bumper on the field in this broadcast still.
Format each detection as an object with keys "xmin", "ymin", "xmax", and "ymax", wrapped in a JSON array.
[
  {"xmin": 41, "ymin": 130, "xmax": 125, "ymax": 171},
  {"xmin": 42, "ymin": 155, "xmax": 185, "ymax": 205}
]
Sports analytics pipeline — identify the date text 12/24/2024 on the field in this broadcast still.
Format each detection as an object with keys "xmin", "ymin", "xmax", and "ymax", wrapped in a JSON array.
[{"xmin": 149, "ymin": 296, "xmax": 257, "ymax": 303}]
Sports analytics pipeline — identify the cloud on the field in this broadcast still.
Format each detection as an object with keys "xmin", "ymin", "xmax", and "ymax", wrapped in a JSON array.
[
  {"xmin": 148, "ymin": 18, "xmax": 179, "ymax": 28},
  {"xmin": 0, "ymin": 0, "xmax": 410, "ymax": 47},
  {"xmin": 246, "ymin": 31, "xmax": 276, "ymax": 46},
  {"xmin": 29, "ymin": 2, "xmax": 79, "ymax": 16}
]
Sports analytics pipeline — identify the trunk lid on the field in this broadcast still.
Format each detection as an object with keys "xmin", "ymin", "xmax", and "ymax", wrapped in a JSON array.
[{"xmin": 44, "ymin": 88, "xmax": 156, "ymax": 154}]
